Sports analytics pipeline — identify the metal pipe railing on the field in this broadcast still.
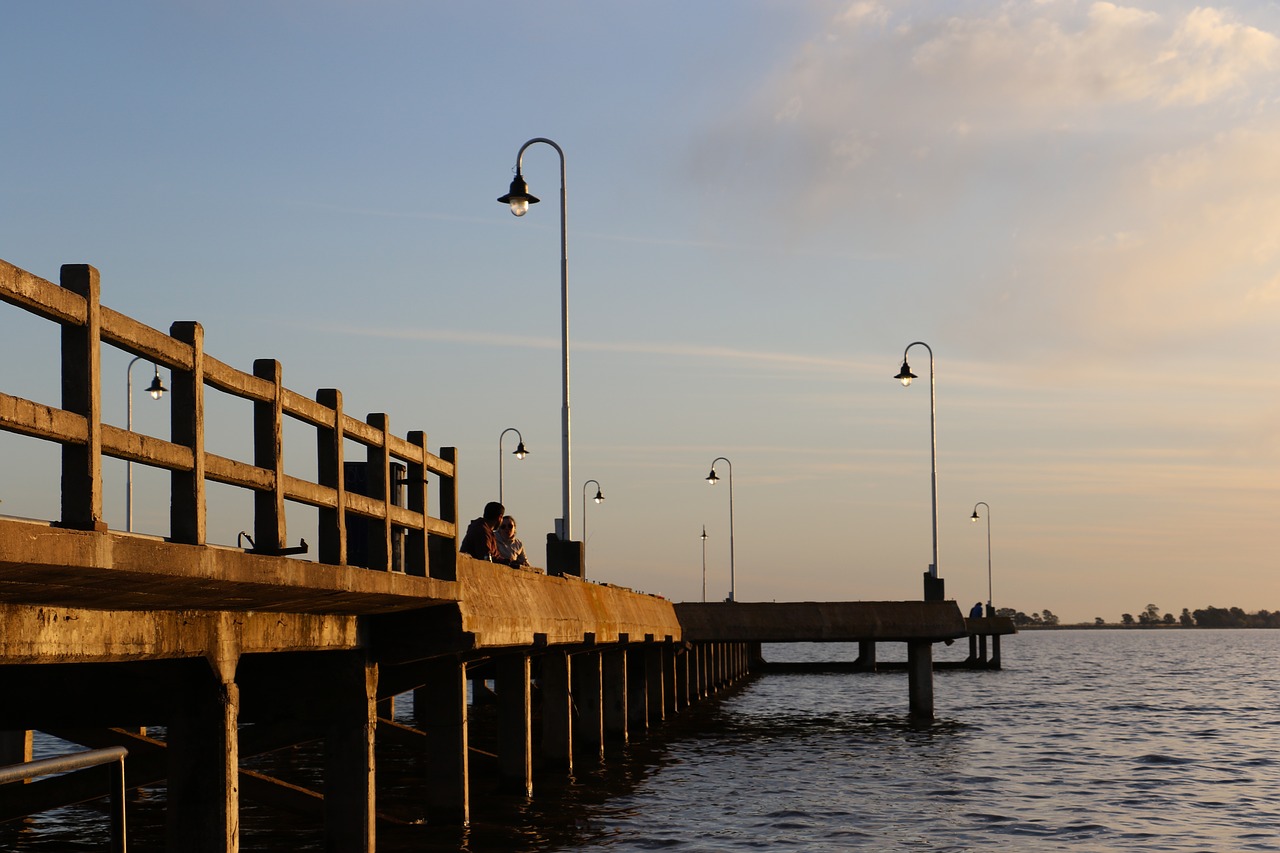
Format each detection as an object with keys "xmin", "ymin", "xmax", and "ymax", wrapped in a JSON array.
[{"xmin": 0, "ymin": 746, "xmax": 128, "ymax": 853}]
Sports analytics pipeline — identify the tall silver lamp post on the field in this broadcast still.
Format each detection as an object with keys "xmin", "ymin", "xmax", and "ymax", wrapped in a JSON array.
[
  {"xmin": 700, "ymin": 525, "xmax": 709, "ymax": 603},
  {"xmin": 971, "ymin": 501, "xmax": 993, "ymax": 614},
  {"xmin": 581, "ymin": 479, "xmax": 604, "ymax": 541},
  {"xmin": 705, "ymin": 457, "xmax": 736, "ymax": 602},
  {"xmin": 126, "ymin": 356, "xmax": 166, "ymax": 532},
  {"xmin": 498, "ymin": 427, "xmax": 528, "ymax": 505},
  {"xmin": 498, "ymin": 138, "xmax": 574, "ymax": 540},
  {"xmin": 894, "ymin": 342, "xmax": 941, "ymax": 600}
]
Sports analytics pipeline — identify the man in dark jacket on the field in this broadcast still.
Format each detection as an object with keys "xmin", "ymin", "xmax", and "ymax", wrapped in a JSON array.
[{"xmin": 459, "ymin": 501, "xmax": 504, "ymax": 562}]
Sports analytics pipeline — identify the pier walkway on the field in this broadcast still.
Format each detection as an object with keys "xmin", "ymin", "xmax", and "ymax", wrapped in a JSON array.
[{"xmin": 0, "ymin": 258, "xmax": 984, "ymax": 851}]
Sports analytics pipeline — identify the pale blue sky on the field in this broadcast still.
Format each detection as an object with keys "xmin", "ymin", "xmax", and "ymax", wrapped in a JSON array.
[{"xmin": 2, "ymin": 1, "xmax": 1277, "ymax": 622}]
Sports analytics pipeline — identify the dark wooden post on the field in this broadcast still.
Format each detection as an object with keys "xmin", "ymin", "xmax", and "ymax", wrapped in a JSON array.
[
  {"xmin": 404, "ymin": 431, "xmax": 430, "ymax": 577},
  {"xmin": 430, "ymin": 446, "xmax": 458, "ymax": 581},
  {"xmin": 365, "ymin": 413, "xmax": 392, "ymax": 571},
  {"xmin": 421, "ymin": 658, "xmax": 469, "ymax": 825},
  {"xmin": 170, "ymin": 322, "xmax": 205, "ymax": 545},
  {"xmin": 253, "ymin": 359, "xmax": 286, "ymax": 553},
  {"xmin": 316, "ymin": 389, "xmax": 347, "ymax": 565},
  {"xmin": 59, "ymin": 264, "xmax": 105, "ymax": 531},
  {"xmin": 166, "ymin": 659, "xmax": 239, "ymax": 852},
  {"xmin": 496, "ymin": 653, "xmax": 532, "ymax": 796},
  {"xmin": 602, "ymin": 642, "xmax": 628, "ymax": 744},
  {"xmin": 626, "ymin": 644, "xmax": 648, "ymax": 735},
  {"xmin": 674, "ymin": 646, "xmax": 689, "ymax": 711},
  {"xmin": 662, "ymin": 641, "xmax": 677, "ymax": 717},
  {"xmin": 541, "ymin": 651, "xmax": 572, "ymax": 771},
  {"xmin": 571, "ymin": 650, "xmax": 603, "ymax": 764},
  {"xmin": 323, "ymin": 652, "xmax": 377, "ymax": 852},
  {"xmin": 644, "ymin": 637, "xmax": 664, "ymax": 725}
]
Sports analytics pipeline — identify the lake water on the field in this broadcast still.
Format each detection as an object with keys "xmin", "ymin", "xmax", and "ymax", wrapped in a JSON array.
[{"xmin": 6, "ymin": 629, "xmax": 1279, "ymax": 851}]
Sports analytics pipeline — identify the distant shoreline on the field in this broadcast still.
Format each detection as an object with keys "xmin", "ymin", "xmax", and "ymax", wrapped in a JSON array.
[{"xmin": 1019, "ymin": 624, "xmax": 1279, "ymax": 630}]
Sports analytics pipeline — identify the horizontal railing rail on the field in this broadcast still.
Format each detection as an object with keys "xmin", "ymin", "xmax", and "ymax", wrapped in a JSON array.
[
  {"xmin": 0, "ymin": 258, "xmax": 459, "ymax": 580},
  {"xmin": 0, "ymin": 746, "xmax": 129, "ymax": 853}
]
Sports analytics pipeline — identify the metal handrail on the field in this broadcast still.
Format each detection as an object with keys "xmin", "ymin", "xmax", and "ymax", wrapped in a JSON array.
[{"xmin": 0, "ymin": 746, "xmax": 128, "ymax": 853}]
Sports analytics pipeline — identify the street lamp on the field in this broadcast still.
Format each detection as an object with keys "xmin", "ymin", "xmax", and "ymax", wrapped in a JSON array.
[
  {"xmin": 498, "ymin": 427, "xmax": 529, "ymax": 505},
  {"xmin": 126, "ymin": 356, "xmax": 166, "ymax": 532},
  {"xmin": 894, "ymin": 341, "xmax": 940, "ymax": 599},
  {"xmin": 700, "ymin": 525, "xmax": 709, "ymax": 603},
  {"xmin": 971, "ymin": 501, "xmax": 993, "ymax": 613},
  {"xmin": 581, "ymin": 479, "xmax": 604, "ymax": 541},
  {"xmin": 498, "ymin": 138, "xmax": 574, "ymax": 540},
  {"xmin": 705, "ymin": 457, "xmax": 736, "ymax": 602}
]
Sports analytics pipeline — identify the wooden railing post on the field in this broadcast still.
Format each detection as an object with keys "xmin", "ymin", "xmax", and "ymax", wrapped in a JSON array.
[
  {"xmin": 58, "ymin": 264, "xmax": 106, "ymax": 531},
  {"xmin": 430, "ymin": 446, "xmax": 458, "ymax": 581},
  {"xmin": 366, "ymin": 414, "xmax": 392, "ymax": 572},
  {"xmin": 316, "ymin": 389, "xmax": 346, "ymax": 566},
  {"xmin": 405, "ymin": 431, "xmax": 430, "ymax": 577},
  {"xmin": 253, "ymin": 359, "xmax": 286, "ymax": 553},
  {"xmin": 170, "ymin": 322, "xmax": 206, "ymax": 545}
]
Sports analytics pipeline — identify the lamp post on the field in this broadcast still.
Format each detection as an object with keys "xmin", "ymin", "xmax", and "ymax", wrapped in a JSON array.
[
  {"xmin": 971, "ymin": 501, "xmax": 993, "ymax": 613},
  {"xmin": 894, "ymin": 341, "xmax": 940, "ymax": 599},
  {"xmin": 700, "ymin": 525, "xmax": 708, "ymax": 603},
  {"xmin": 581, "ymin": 479, "xmax": 604, "ymax": 541},
  {"xmin": 498, "ymin": 427, "xmax": 529, "ymax": 505},
  {"xmin": 705, "ymin": 457, "xmax": 735, "ymax": 602},
  {"xmin": 498, "ymin": 138, "xmax": 574, "ymax": 540},
  {"xmin": 126, "ymin": 356, "xmax": 166, "ymax": 532}
]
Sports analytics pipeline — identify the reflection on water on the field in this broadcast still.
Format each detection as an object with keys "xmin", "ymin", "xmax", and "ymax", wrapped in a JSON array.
[{"xmin": 4, "ymin": 631, "xmax": 1278, "ymax": 851}]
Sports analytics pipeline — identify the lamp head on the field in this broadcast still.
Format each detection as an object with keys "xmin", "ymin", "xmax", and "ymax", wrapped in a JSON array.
[
  {"xmin": 147, "ymin": 368, "xmax": 167, "ymax": 400},
  {"xmin": 706, "ymin": 469, "xmax": 719, "ymax": 485},
  {"xmin": 971, "ymin": 510, "xmax": 981, "ymax": 522},
  {"xmin": 894, "ymin": 360, "xmax": 917, "ymax": 387},
  {"xmin": 513, "ymin": 441, "xmax": 528, "ymax": 460},
  {"xmin": 700, "ymin": 526, "xmax": 708, "ymax": 541},
  {"xmin": 497, "ymin": 173, "xmax": 539, "ymax": 217},
  {"xmin": 593, "ymin": 488, "xmax": 604, "ymax": 504}
]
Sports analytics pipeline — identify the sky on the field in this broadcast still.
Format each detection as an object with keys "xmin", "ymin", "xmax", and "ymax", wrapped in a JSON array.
[{"xmin": 2, "ymin": 1, "xmax": 1277, "ymax": 624}]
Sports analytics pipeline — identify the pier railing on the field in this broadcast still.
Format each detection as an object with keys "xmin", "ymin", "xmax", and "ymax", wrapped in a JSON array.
[{"xmin": 0, "ymin": 259, "xmax": 459, "ymax": 579}]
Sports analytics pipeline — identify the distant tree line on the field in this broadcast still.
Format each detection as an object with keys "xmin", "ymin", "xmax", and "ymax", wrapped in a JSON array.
[
  {"xmin": 1109, "ymin": 604, "xmax": 1280, "ymax": 628},
  {"xmin": 995, "ymin": 608, "xmax": 1059, "ymax": 627}
]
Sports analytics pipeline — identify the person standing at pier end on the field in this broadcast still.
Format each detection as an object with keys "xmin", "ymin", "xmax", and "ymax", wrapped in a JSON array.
[
  {"xmin": 460, "ymin": 501, "xmax": 505, "ymax": 562},
  {"xmin": 496, "ymin": 516, "xmax": 535, "ymax": 570}
]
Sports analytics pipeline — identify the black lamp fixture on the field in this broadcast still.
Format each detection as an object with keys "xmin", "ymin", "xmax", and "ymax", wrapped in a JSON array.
[{"xmin": 498, "ymin": 173, "xmax": 540, "ymax": 217}]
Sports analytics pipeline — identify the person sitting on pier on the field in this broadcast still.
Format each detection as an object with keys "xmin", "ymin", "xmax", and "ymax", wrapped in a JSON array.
[
  {"xmin": 459, "ymin": 501, "xmax": 504, "ymax": 562},
  {"xmin": 970, "ymin": 602, "xmax": 985, "ymax": 619},
  {"xmin": 495, "ymin": 515, "xmax": 534, "ymax": 570}
]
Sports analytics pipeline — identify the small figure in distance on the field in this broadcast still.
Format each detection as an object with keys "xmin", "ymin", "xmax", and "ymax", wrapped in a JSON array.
[
  {"xmin": 969, "ymin": 601, "xmax": 984, "ymax": 619},
  {"xmin": 459, "ymin": 501, "xmax": 505, "ymax": 562},
  {"xmin": 495, "ymin": 515, "xmax": 533, "ymax": 570}
]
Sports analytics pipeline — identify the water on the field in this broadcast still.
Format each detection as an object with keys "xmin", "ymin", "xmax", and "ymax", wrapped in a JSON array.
[{"xmin": 5, "ymin": 630, "xmax": 1278, "ymax": 851}]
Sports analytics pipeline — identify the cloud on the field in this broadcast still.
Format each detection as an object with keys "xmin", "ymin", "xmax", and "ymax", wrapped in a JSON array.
[{"xmin": 694, "ymin": 2, "xmax": 1280, "ymax": 356}]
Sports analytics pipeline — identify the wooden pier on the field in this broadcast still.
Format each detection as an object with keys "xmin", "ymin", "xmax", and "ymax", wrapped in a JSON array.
[{"xmin": 0, "ymin": 258, "xmax": 980, "ymax": 851}]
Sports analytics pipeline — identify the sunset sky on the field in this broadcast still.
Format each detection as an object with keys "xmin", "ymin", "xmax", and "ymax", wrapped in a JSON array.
[{"xmin": 3, "ymin": 1, "xmax": 1277, "ymax": 623}]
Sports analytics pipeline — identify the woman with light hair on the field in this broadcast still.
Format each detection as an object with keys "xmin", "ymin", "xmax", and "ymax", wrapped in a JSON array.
[{"xmin": 495, "ymin": 515, "xmax": 531, "ymax": 569}]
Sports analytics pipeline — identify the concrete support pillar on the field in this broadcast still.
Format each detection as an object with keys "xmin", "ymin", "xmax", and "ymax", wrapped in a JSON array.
[
  {"xmin": 968, "ymin": 633, "xmax": 979, "ymax": 663},
  {"xmin": 907, "ymin": 641, "xmax": 934, "ymax": 722},
  {"xmin": 857, "ymin": 640, "xmax": 876, "ymax": 669},
  {"xmin": 978, "ymin": 634, "xmax": 989, "ymax": 666},
  {"xmin": 421, "ymin": 658, "xmax": 469, "ymax": 825},
  {"xmin": 626, "ymin": 646, "xmax": 648, "ymax": 736},
  {"xmin": 496, "ymin": 654, "xmax": 532, "ymax": 797},
  {"xmin": 602, "ymin": 647, "xmax": 628, "ymax": 744},
  {"xmin": 644, "ymin": 641, "xmax": 664, "ymax": 726},
  {"xmin": 323, "ymin": 654, "xmax": 377, "ymax": 853},
  {"xmin": 991, "ymin": 634, "xmax": 1002, "ymax": 670},
  {"xmin": 166, "ymin": 661, "xmax": 239, "ymax": 853},
  {"xmin": 541, "ymin": 651, "xmax": 572, "ymax": 771},
  {"xmin": 571, "ymin": 651, "xmax": 603, "ymax": 764}
]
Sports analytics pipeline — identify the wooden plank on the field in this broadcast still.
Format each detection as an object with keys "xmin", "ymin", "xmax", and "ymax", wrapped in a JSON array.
[
  {"xmin": 0, "ymin": 258, "xmax": 85, "ymax": 325},
  {"xmin": 0, "ymin": 391, "xmax": 87, "ymax": 443}
]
